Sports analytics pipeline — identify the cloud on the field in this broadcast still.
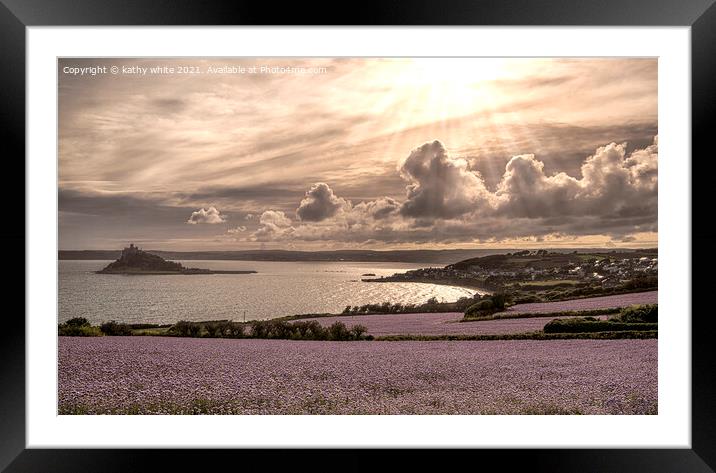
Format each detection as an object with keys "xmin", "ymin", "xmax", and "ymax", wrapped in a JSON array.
[
  {"xmin": 65, "ymin": 134, "xmax": 657, "ymax": 249},
  {"xmin": 624, "ymin": 135, "xmax": 658, "ymax": 191},
  {"xmin": 58, "ymin": 58, "xmax": 657, "ymax": 250},
  {"xmin": 495, "ymin": 154, "xmax": 581, "ymax": 218},
  {"xmin": 296, "ymin": 182, "xmax": 348, "ymax": 221},
  {"xmin": 398, "ymin": 140, "xmax": 492, "ymax": 219},
  {"xmin": 260, "ymin": 210, "xmax": 292, "ymax": 227},
  {"xmin": 354, "ymin": 197, "xmax": 400, "ymax": 220},
  {"xmin": 495, "ymin": 135, "xmax": 658, "ymax": 220},
  {"xmin": 186, "ymin": 207, "xmax": 226, "ymax": 224},
  {"xmin": 252, "ymin": 210, "xmax": 295, "ymax": 241},
  {"xmin": 240, "ymin": 137, "xmax": 657, "ymax": 245}
]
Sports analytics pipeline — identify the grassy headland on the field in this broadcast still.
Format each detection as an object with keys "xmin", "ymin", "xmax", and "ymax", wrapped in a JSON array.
[{"xmin": 364, "ymin": 249, "xmax": 657, "ymax": 304}]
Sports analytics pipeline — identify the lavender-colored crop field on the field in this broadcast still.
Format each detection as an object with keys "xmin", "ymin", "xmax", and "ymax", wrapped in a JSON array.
[
  {"xmin": 296, "ymin": 312, "xmax": 609, "ymax": 336},
  {"xmin": 58, "ymin": 337, "xmax": 657, "ymax": 415},
  {"xmin": 504, "ymin": 291, "xmax": 658, "ymax": 314},
  {"xmin": 295, "ymin": 289, "xmax": 655, "ymax": 336}
]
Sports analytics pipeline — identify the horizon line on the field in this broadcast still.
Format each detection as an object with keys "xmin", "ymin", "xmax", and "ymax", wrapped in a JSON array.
[{"xmin": 58, "ymin": 246, "xmax": 658, "ymax": 253}]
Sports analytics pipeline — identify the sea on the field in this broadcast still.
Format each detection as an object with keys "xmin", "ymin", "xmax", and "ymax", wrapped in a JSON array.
[{"xmin": 59, "ymin": 260, "xmax": 480, "ymax": 325}]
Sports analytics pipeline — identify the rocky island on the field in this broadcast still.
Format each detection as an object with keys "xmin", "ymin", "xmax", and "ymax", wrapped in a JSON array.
[{"xmin": 97, "ymin": 244, "xmax": 257, "ymax": 275}]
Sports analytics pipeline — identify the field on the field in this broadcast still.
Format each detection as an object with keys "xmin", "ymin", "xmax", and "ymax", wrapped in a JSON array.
[
  {"xmin": 291, "ymin": 291, "xmax": 657, "ymax": 336},
  {"xmin": 296, "ymin": 312, "xmax": 609, "ymax": 336},
  {"xmin": 58, "ymin": 336, "xmax": 657, "ymax": 415},
  {"xmin": 503, "ymin": 291, "xmax": 657, "ymax": 314}
]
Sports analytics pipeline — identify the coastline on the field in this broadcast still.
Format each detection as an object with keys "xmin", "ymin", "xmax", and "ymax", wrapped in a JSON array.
[
  {"xmin": 96, "ymin": 269, "xmax": 257, "ymax": 275},
  {"xmin": 362, "ymin": 276, "xmax": 492, "ymax": 293}
]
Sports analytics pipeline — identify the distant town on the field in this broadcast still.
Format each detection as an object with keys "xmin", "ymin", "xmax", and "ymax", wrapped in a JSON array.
[{"xmin": 363, "ymin": 249, "xmax": 658, "ymax": 293}]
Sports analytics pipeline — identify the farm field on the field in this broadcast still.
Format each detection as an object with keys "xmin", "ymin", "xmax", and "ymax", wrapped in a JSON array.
[
  {"xmin": 505, "ymin": 291, "xmax": 658, "ymax": 314},
  {"xmin": 293, "ymin": 291, "xmax": 656, "ymax": 336},
  {"xmin": 295, "ymin": 312, "xmax": 609, "ymax": 336},
  {"xmin": 58, "ymin": 336, "xmax": 657, "ymax": 415}
]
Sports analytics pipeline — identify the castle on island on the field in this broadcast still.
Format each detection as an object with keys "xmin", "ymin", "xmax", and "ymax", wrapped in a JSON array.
[
  {"xmin": 120, "ymin": 243, "xmax": 141, "ymax": 260},
  {"xmin": 97, "ymin": 244, "xmax": 256, "ymax": 275}
]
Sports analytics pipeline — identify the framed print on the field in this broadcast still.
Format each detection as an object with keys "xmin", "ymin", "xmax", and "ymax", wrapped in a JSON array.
[{"xmin": 3, "ymin": 0, "xmax": 714, "ymax": 471}]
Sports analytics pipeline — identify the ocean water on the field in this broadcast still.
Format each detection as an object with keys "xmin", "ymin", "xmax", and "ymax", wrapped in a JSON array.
[{"xmin": 59, "ymin": 260, "xmax": 479, "ymax": 325}]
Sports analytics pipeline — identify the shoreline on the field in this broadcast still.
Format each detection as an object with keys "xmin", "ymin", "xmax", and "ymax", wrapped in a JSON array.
[
  {"xmin": 96, "ymin": 270, "xmax": 257, "ymax": 275},
  {"xmin": 361, "ymin": 276, "xmax": 492, "ymax": 293}
]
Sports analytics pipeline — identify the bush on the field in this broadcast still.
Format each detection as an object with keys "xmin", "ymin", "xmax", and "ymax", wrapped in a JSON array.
[
  {"xmin": 170, "ymin": 320, "xmax": 202, "ymax": 337},
  {"xmin": 227, "ymin": 322, "xmax": 245, "ymax": 338},
  {"xmin": 128, "ymin": 323, "xmax": 170, "ymax": 330},
  {"xmin": 293, "ymin": 321, "xmax": 326, "ymax": 340},
  {"xmin": 465, "ymin": 299, "xmax": 493, "ymax": 317},
  {"xmin": 64, "ymin": 317, "xmax": 90, "ymax": 327},
  {"xmin": 338, "ymin": 293, "xmax": 483, "ymax": 316},
  {"xmin": 543, "ymin": 317, "xmax": 657, "ymax": 334},
  {"xmin": 462, "ymin": 307, "xmax": 622, "ymax": 322},
  {"xmin": 306, "ymin": 321, "xmax": 329, "ymax": 339},
  {"xmin": 99, "ymin": 320, "xmax": 133, "ymax": 336},
  {"xmin": 268, "ymin": 320, "xmax": 292, "ymax": 339},
  {"xmin": 623, "ymin": 276, "xmax": 658, "ymax": 290},
  {"xmin": 611, "ymin": 304, "xmax": 657, "ymax": 323},
  {"xmin": 168, "ymin": 319, "xmax": 372, "ymax": 341},
  {"xmin": 204, "ymin": 321, "xmax": 224, "ymax": 338},
  {"xmin": 250, "ymin": 320, "xmax": 269, "ymax": 338},
  {"xmin": 349, "ymin": 325, "xmax": 368, "ymax": 340},
  {"xmin": 328, "ymin": 322, "xmax": 350, "ymax": 341},
  {"xmin": 490, "ymin": 293, "xmax": 509, "ymax": 310},
  {"xmin": 464, "ymin": 293, "xmax": 511, "ymax": 317},
  {"xmin": 58, "ymin": 323, "xmax": 102, "ymax": 337}
]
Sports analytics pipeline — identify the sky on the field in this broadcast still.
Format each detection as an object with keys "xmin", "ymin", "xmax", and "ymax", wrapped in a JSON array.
[{"xmin": 58, "ymin": 57, "xmax": 657, "ymax": 251}]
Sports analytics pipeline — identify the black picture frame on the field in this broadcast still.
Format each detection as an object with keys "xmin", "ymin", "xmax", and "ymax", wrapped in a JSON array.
[{"xmin": 2, "ymin": 0, "xmax": 713, "ymax": 471}]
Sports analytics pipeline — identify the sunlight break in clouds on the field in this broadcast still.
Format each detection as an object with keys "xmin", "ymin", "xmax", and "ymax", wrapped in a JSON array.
[{"xmin": 58, "ymin": 58, "xmax": 657, "ymax": 250}]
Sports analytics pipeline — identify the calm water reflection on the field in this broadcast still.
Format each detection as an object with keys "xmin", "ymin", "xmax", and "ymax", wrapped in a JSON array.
[{"xmin": 59, "ymin": 260, "xmax": 480, "ymax": 324}]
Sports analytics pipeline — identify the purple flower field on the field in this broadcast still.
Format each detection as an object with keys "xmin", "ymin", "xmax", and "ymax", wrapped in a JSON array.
[
  {"xmin": 296, "ymin": 312, "xmax": 609, "ymax": 336},
  {"xmin": 59, "ymin": 336, "xmax": 657, "ymax": 415},
  {"xmin": 504, "ymin": 291, "xmax": 658, "ymax": 314},
  {"xmin": 294, "ymin": 290, "xmax": 654, "ymax": 336}
]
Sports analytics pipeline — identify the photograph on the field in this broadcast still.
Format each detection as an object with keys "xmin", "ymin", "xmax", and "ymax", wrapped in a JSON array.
[{"xmin": 57, "ymin": 56, "xmax": 658, "ymax": 416}]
